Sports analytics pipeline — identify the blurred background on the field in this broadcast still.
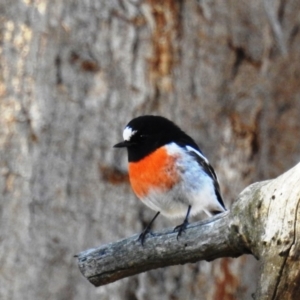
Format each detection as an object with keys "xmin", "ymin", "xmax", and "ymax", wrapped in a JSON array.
[{"xmin": 1, "ymin": 0, "xmax": 300, "ymax": 299}]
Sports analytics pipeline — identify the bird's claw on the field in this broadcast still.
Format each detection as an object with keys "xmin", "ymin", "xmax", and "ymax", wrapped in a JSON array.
[
  {"xmin": 138, "ymin": 229, "xmax": 153, "ymax": 245},
  {"xmin": 174, "ymin": 221, "xmax": 188, "ymax": 240}
]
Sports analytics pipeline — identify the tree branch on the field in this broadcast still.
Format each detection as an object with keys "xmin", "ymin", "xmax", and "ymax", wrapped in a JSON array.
[
  {"xmin": 77, "ymin": 163, "xmax": 300, "ymax": 300},
  {"xmin": 77, "ymin": 184, "xmax": 261, "ymax": 287}
]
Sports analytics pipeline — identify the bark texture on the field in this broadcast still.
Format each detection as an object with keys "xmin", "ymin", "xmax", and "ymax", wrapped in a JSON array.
[
  {"xmin": 77, "ymin": 162, "xmax": 300, "ymax": 300},
  {"xmin": 1, "ymin": 0, "xmax": 300, "ymax": 299},
  {"xmin": 77, "ymin": 211, "xmax": 240, "ymax": 287}
]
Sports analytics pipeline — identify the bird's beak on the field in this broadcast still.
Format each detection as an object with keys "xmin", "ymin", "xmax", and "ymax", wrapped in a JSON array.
[{"xmin": 113, "ymin": 141, "xmax": 130, "ymax": 148}]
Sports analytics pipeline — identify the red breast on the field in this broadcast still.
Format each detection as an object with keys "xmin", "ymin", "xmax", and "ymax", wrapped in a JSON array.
[{"xmin": 129, "ymin": 146, "xmax": 180, "ymax": 199}]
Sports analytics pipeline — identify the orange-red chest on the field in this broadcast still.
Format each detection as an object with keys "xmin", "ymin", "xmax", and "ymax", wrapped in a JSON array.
[{"xmin": 128, "ymin": 147, "xmax": 180, "ymax": 199}]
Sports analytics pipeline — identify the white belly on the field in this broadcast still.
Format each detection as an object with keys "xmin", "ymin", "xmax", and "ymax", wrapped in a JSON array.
[{"xmin": 140, "ymin": 143, "xmax": 225, "ymax": 218}]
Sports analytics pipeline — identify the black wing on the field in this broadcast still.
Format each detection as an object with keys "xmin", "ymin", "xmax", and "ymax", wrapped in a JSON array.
[{"xmin": 186, "ymin": 146, "xmax": 226, "ymax": 210}]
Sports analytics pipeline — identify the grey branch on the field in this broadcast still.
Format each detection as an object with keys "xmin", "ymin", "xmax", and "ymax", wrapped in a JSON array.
[
  {"xmin": 77, "ymin": 163, "xmax": 300, "ymax": 300},
  {"xmin": 77, "ymin": 211, "xmax": 248, "ymax": 286}
]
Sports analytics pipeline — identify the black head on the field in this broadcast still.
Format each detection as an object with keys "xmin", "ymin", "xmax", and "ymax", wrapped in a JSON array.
[{"xmin": 114, "ymin": 115, "xmax": 200, "ymax": 162}]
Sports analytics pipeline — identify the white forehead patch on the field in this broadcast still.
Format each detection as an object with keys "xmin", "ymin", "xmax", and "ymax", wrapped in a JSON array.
[{"xmin": 123, "ymin": 126, "xmax": 137, "ymax": 141}]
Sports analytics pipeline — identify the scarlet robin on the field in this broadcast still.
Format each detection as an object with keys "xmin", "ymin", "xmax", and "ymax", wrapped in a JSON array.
[{"xmin": 114, "ymin": 115, "xmax": 226, "ymax": 244}]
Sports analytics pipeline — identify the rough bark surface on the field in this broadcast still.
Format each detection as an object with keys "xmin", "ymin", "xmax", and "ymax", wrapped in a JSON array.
[
  {"xmin": 77, "ymin": 163, "xmax": 300, "ymax": 300},
  {"xmin": 1, "ymin": 0, "xmax": 300, "ymax": 299}
]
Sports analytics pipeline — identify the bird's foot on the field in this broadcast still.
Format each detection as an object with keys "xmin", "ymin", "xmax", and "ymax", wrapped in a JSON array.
[
  {"xmin": 174, "ymin": 220, "xmax": 189, "ymax": 240},
  {"xmin": 138, "ymin": 228, "xmax": 153, "ymax": 246}
]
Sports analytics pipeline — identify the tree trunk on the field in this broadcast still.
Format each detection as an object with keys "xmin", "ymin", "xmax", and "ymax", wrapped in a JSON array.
[{"xmin": 1, "ymin": 0, "xmax": 300, "ymax": 299}]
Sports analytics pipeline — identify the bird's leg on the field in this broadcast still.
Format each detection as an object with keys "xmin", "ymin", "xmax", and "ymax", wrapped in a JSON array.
[
  {"xmin": 138, "ymin": 211, "xmax": 160, "ymax": 245},
  {"xmin": 174, "ymin": 205, "xmax": 191, "ymax": 240}
]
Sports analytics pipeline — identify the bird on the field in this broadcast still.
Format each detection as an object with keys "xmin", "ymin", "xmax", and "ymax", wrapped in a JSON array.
[{"xmin": 114, "ymin": 115, "xmax": 226, "ymax": 245}]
